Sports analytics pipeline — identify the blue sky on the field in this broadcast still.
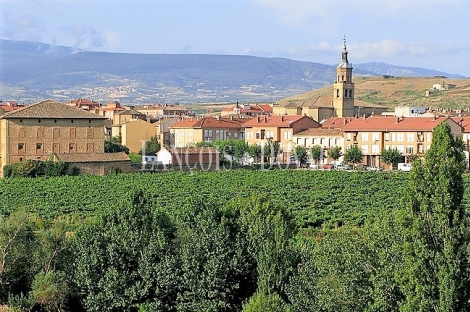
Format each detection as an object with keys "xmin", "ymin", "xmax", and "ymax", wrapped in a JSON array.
[{"xmin": 1, "ymin": 0, "xmax": 469, "ymax": 76}]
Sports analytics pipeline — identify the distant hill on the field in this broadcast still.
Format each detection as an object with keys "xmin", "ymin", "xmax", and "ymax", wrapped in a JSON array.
[
  {"xmin": 278, "ymin": 76, "xmax": 470, "ymax": 111},
  {"xmin": 0, "ymin": 39, "xmax": 465, "ymax": 104}
]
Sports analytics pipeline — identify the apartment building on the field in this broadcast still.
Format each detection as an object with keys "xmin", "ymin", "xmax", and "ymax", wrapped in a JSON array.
[
  {"xmin": 293, "ymin": 128, "xmax": 344, "ymax": 164},
  {"xmin": 169, "ymin": 116, "xmax": 246, "ymax": 147},
  {"xmin": 243, "ymin": 115, "xmax": 320, "ymax": 163},
  {"xmin": 342, "ymin": 115, "xmax": 462, "ymax": 167}
]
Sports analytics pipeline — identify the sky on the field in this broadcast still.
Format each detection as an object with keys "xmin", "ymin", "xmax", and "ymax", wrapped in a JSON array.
[{"xmin": 1, "ymin": 0, "xmax": 470, "ymax": 77}]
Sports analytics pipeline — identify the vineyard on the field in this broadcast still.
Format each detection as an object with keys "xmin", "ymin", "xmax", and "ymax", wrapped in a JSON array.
[{"xmin": 0, "ymin": 169, "xmax": 442, "ymax": 228}]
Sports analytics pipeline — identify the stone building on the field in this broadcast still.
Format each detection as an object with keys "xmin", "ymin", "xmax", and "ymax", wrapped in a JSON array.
[{"xmin": 0, "ymin": 100, "xmax": 130, "ymax": 177}]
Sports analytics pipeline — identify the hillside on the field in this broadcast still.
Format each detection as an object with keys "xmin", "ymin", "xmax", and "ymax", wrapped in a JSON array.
[
  {"xmin": 278, "ymin": 76, "xmax": 470, "ymax": 111},
  {"xmin": 0, "ymin": 39, "xmax": 465, "ymax": 105}
]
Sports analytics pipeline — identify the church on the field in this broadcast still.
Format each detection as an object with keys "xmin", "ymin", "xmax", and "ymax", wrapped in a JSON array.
[{"xmin": 273, "ymin": 39, "xmax": 388, "ymax": 121}]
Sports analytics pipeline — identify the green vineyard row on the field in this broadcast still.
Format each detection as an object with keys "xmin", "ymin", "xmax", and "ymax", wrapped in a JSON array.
[{"xmin": 0, "ymin": 170, "xmax": 438, "ymax": 228}]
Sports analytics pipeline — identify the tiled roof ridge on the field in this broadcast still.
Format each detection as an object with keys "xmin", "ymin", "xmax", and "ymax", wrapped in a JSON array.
[{"xmin": 1, "ymin": 100, "xmax": 106, "ymax": 119}]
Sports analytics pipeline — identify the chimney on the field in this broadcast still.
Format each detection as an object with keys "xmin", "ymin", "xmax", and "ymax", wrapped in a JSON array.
[
  {"xmin": 257, "ymin": 115, "xmax": 260, "ymax": 123},
  {"xmin": 281, "ymin": 115, "xmax": 284, "ymax": 122},
  {"xmin": 264, "ymin": 115, "xmax": 267, "ymax": 123},
  {"xmin": 395, "ymin": 116, "xmax": 399, "ymax": 124},
  {"xmin": 363, "ymin": 114, "xmax": 366, "ymax": 119},
  {"xmin": 343, "ymin": 117, "xmax": 347, "ymax": 125},
  {"xmin": 216, "ymin": 115, "xmax": 220, "ymax": 121}
]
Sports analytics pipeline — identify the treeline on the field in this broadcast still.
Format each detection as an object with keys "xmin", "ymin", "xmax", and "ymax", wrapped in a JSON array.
[{"xmin": 1, "ymin": 122, "xmax": 469, "ymax": 311}]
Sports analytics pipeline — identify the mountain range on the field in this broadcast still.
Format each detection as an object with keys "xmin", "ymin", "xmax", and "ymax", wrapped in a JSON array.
[{"xmin": 0, "ymin": 39, "xmax": 466, "ymax": 105}]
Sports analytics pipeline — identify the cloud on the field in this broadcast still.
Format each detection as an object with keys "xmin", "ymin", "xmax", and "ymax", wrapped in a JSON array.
[
  {"xmin": 62, "ymin": 23, "xmax": 106, "ymax": 50},
  {"xmin": 350, "ymin": 40, "xmax": 468, "ymax": 61},
  {"xmin": 0, "ymin": 14, "xmax": 45, "ymax": 41},
  {"xmin": 251, "ymin": 0, "xmax": 463, "ymax": 24}
]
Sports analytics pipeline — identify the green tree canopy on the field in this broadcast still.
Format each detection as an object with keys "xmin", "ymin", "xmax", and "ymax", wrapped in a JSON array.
[
  {"xmin": 293, "ymin": 146, "xmax": 309, "ymax": 164},
  {"xmin": 399, "ymin": 122, "xmax": 469, "ymax": 311},
  {"xmin": 344, "ymin": 145, "xmax": 363, "ymax": 165},
  {"xmin": 327, "ymin": 146, "xmax": 343, "ymax": 162},
  {"xmin": 139, "ymin": 135, "xmax": 161, "ymax": 156},
  {"xmin": 310, "ymin": 145, "xmax": 324, "ymax": 164},
  {"xmin": 380, "ymin": 148, "xmax": 402, "ymax": 167}
]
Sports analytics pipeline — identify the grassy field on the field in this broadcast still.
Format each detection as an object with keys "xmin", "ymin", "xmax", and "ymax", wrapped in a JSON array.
[{"xmin": 276, "ymin": 76, "xmax": 470, "ymax": 111}]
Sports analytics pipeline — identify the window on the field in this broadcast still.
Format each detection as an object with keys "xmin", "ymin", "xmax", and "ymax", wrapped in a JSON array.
[
  {"xmin": 361, "ymin": 145, "xmax": 368, "ymax": 153},
  {"xmin": 361, "ymin": 133, "xmax": 368, "ymax": 141},
  {"xmin": 427, "ymin": 133, "xmax": 432, "ymax": 141},
  {"xmin": 283, "ymin": 131, "xmax": 291, "ymax": 140},
  {"xmin": 407, "ymin": 133, "xmax": 414, "ymax": 142},
  {"xmin": 215, "ymin": 130, "xmax": 224, "ymax": 140},
  {"xmin": 406, "ymin": 146, "xmax": 414, "ymax": 154},
  {"xmin": 336, "ymin": 89, "xmax": 340, "ymax": 97},
  {"xmin": 396, "ymin": 145, "xmax": 404, "ymax": 153},
  {"xmin": 69, "ymin": 143, "xmax": 76, "ymax": 152},
  {"xmin": 18, "ymin": 143, "xmax": 25, "ymax": 154},
  {"xmin": 261, "ymin": 129, "xmax": 265, "ymax": 140},
  {"xmin": 204, "ymin": 130, "xmax": 213, "ymax": 142},
  {"xmin": 346, "ymin": 133, "xmax": 351, "ymax": 141},
  {"xmin": 371, "ymin": 144, "xmax": 379, "ymax": 154},
  {"xmin": 372, "ymin": 133, "xmax": 379, "ymax": 142},
  {"xmin": 36, "ymin": 143, "xmax": 43, "ymax": 155},
  {"xmin": 69, "ymin": 127, "xmax": 76, "ymax": 138},
  {"xmin": 385, "ymin": 133, "xmax": 390, "ymax": 141},
  {"xmin": 396, "ymin": 133, "xmax": 404, "ymax": 142},
  {"xmin": 256, "ymin": 131, "xmax": 260, "ymax": 139}
]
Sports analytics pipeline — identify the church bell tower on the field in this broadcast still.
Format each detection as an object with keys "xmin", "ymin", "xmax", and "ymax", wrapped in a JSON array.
[{"xmin": 333, "ymin": 38, "xmax": 355, "ymax": 117}]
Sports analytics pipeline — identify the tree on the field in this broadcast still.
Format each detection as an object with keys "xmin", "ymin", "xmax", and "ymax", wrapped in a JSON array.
[
  {"xmin": 265, "ymin": 140, "xmax": 281, "ymax": 163},
  {"xmin": 139, "ymin": 135, "xmax": 161, "ymax": 156},
  {"xmin": 71, "ymin": 192, "xmax": 179, "ymax": 311},
  {"xmin": 310, "ymin": 145, "xmax": 324, "ymax": 164},
  {"xmin": 344, "ymin": 145, "xmax": 363, "ymax": 166},
  {"xmin": 104, "ymin": 138, "xmax": 129, "ymax": 154},
  {"xmin": 176, "ymin": 202, "xmax": 256, "ymax": 311},
  {"xmin": 293, "ymin": 146, "xmax": 309, "ymax": 165},
  {"xmin": 380, "ymin": 148, "xmax": 402, "ymax": 169},
  {"xmin": 230, "ymin": 195, "xmax": 297, "ymax": 302},
  {"xmin": 327, "ymin": 146, "xmax": 342, "ymax": 163},
  {"xmin": 248, "ymin": 144, "xmax": 262, "ymax": 163},
  {"xmin": 287, "ymin": 228, "xmax": 373, "ymax": 312},
  {"xmin": 398, "ymin": 122, "xmax": 469, "ymax": 311},
  {"xmin": 0, "ymin": 209, "xmax": 35, "ymax": 302},
  {"xmin": 31, "ymin": 270, "xmax": 69, "ymax": 312}
]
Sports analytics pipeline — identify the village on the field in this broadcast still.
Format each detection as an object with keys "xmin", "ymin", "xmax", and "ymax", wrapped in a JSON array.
[{"xmin": 0, "ymin": 40, "xmax": 468, "ymax": 177}]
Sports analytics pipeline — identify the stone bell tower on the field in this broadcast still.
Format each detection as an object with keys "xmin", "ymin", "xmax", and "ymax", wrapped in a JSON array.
[{"xmin": 333, "ymin": 38, "xmax": 355, "ymax": 117}]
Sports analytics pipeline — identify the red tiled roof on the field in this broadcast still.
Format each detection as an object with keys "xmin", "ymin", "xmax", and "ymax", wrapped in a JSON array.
[
  {"xmin": 342, "ymin": 116, "xmax": 450, "ymax": 131},
  {"xmin": 1, "ymin": 100, "xmax": 106, "ymax": 119},
  {"xmin": 242, "ymin": 115, "xmax": 319, "ymax": 127},
  {"xmin": 295, "ymin": 128, "xmax": 343, "ymax": 136},
  {"xmin": 222, "ymin": 104, "xmax": 273, "ymax": 114},
  {"xmin": 451, "ymin": 117, "xmax": 470, "ymax": 132},
  {"xmin": 170, "ymin": 116, "xmax": 245, "ymax": 129}
]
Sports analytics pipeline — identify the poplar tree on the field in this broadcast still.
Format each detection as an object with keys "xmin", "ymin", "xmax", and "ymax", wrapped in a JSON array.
[{"xmin": 399, "ymin": 121, "xmax": 469, "ymax": 311}]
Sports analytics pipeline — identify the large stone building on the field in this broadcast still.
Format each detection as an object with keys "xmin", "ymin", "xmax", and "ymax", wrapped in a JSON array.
[
  {"xmin": 273, "ymin": 39, "xmax": 388, "ymax": 120},
  {"xmin": 0, "ymin": 100, "xmax": 130, "ymax": 176}
]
